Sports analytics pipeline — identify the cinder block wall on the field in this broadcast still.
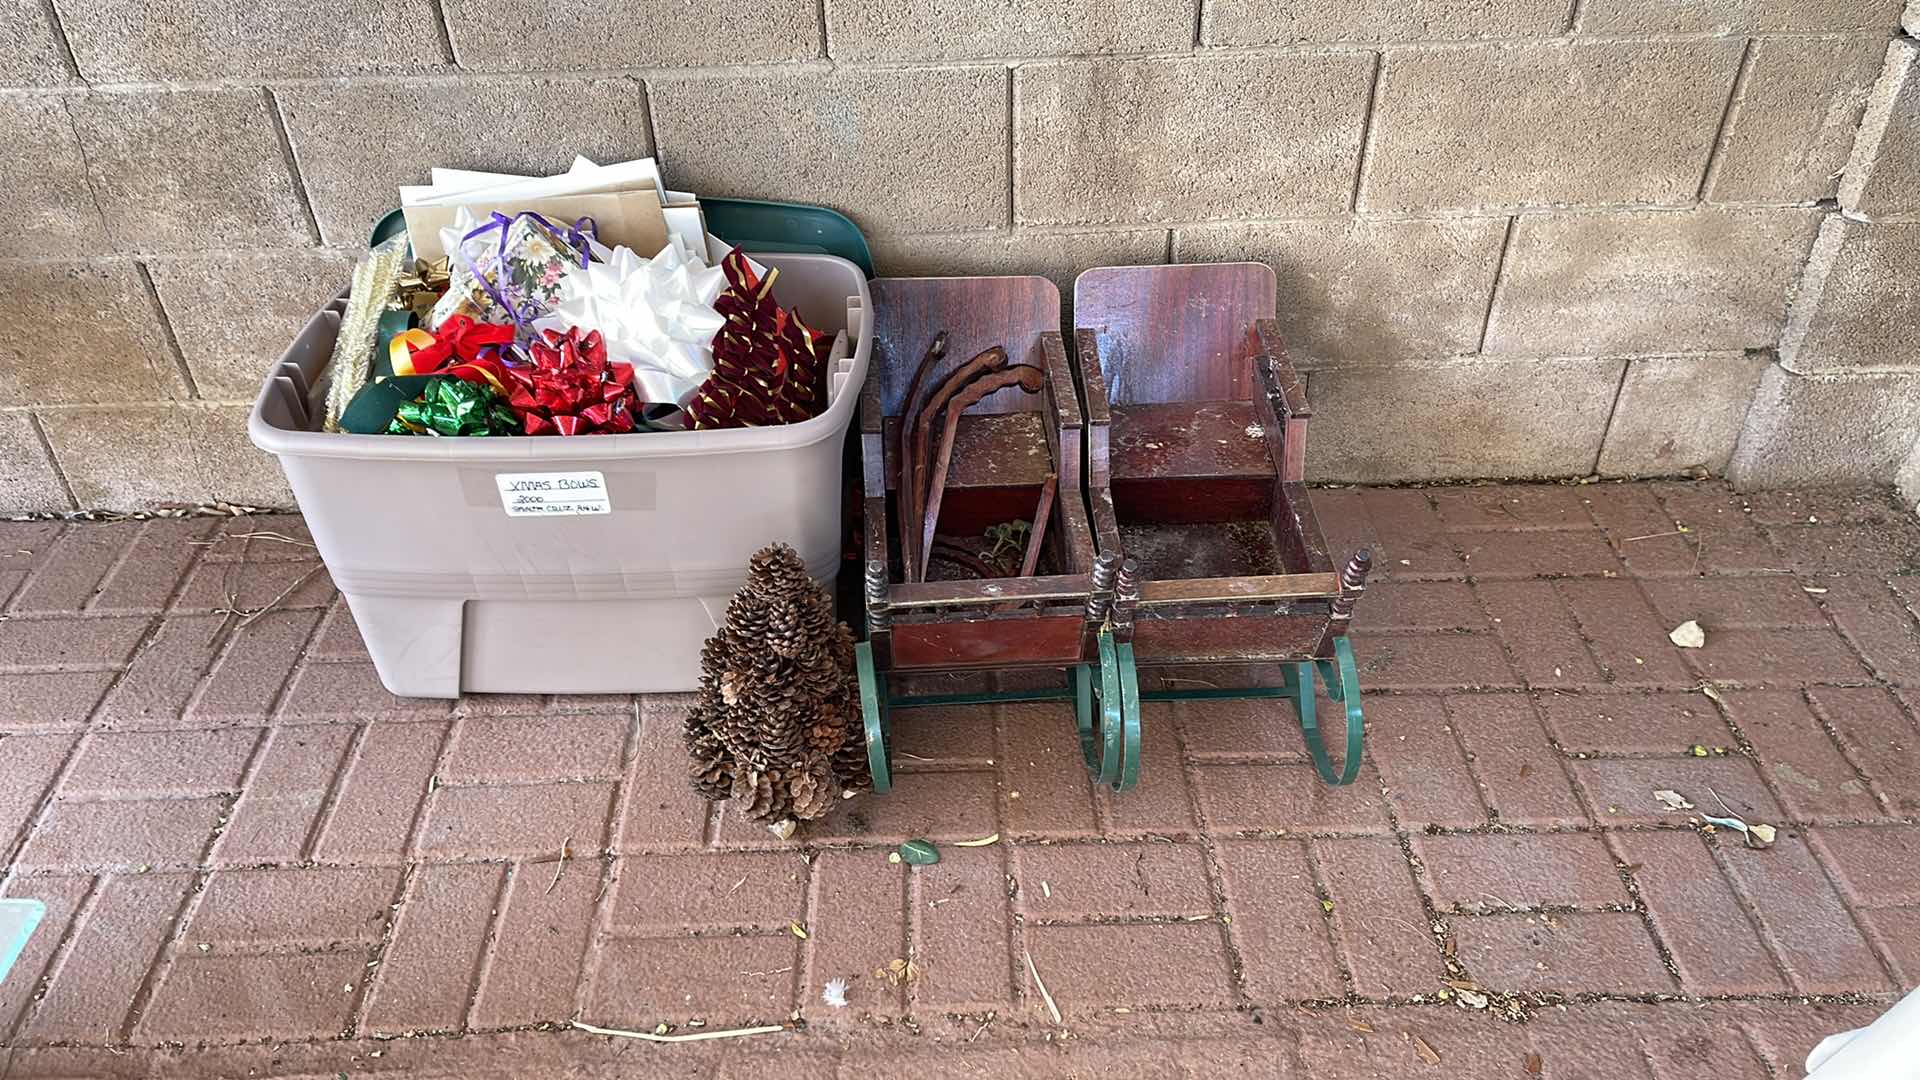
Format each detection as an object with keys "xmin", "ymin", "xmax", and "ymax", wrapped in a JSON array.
[{"xmin": 2, "ymin": 0, "xmax": 1916, "ymax": 511}]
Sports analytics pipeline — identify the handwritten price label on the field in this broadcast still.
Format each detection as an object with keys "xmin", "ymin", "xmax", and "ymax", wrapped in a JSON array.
[{"xmin": 494, "ymin": 471, "xmax": 612, "ymax": 517}]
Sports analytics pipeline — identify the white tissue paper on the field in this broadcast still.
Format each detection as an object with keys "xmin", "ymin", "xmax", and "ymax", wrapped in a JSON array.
[
  {"xmin": 531, "ymin": 236, "xmax": 727, "ymax": 407},
  {"xmin": 1804, "ymin": 985, "xmax": 1920, "ymax": 1079}
]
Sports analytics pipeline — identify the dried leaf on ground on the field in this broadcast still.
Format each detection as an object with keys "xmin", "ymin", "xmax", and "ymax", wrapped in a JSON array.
[
  {"xmin": 789, "ymin": 922, "xmax": 809, "ymax": 939},
  {"xmin": 1409, "ymin": 1033, "xmax": 1441, "ymax": 1065},
  {"xmin": 1654, "ymin": 789, "xmax": 1694, "ymax": 811},
  {"xmin": 954, "ymin": 833, "xmax": 1000, "ymax": 847},
  {"xmin": 1669, "ymin": 620, "xmax": 1706, "ymax": 648},
  {"xmin": 1526, "ymin": 1051, "xmax": 1544, "ymax": 1074}
]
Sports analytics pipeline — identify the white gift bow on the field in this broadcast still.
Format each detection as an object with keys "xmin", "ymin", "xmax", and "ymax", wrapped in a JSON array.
[{"xmin": 532, "ymin": 237, "xmax": 726, "ymax": 407}]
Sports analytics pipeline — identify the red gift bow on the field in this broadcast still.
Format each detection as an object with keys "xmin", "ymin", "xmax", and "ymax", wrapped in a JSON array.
[{"xmin": 504, "ymin": 327, "xmax": 639, "ymax": 436}]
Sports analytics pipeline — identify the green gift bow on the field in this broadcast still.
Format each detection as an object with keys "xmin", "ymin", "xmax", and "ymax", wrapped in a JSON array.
[{"xmin": 387, "ymin": 376, "xmax": 519, "ymax": 436}]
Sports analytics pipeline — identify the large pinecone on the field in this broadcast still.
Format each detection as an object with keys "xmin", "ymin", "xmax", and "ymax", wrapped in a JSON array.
[{"xmin": 684, "ymin": 544, "xmax": 871, "ymax": 826}]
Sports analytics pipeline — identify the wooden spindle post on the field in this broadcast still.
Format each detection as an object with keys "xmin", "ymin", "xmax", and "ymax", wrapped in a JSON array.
[
  {"xmin": 1330, "ymin": 548, "xmax": 1372, "ymax": 621},
  {"xmin": 864, "ymin": 559, "xmax": 894, "ymax": 667},
  {"xmin": 1085, "ymin": 552, "xmax": 1120, "ymax": 623},
  {"xmin": 1113, "ymin": 558, "xmax": 1141, "ymax": 641}
]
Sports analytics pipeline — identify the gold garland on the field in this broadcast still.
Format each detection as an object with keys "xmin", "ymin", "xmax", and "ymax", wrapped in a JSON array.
[{"xmin": 321, "ymin": 234, "xmax": 409, "ymax": 432}]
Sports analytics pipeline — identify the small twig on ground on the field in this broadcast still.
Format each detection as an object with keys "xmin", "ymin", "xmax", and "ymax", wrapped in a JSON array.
[
  {"xmin": 208, "ymin": 577, "xmax": 244, "ymax": 646},
  {"xmin": 1705, "ymin": 786, "xmax": 1738, "ymax": 819},
  {"xmin": 1367, "ymin": 914, "xmax": 1430, "ymax": 939},
  {"xmin": 968, "ymin": 1017, "xmax": 992, "ymax": 1042},
  {"xmin": 188, "ymin": 530, "xmax": 315, "ymax": 549},
  {"xmin": 546, "ymin": 837, "xmax": 572, "ymax": 894},
  {"xmin": 1024, "ymin": 951, "xmax": 1062, "ymax": 1026},
  {"xmin": 572, "ymin": 1020, "xmax": 785, "ymax": 1043},
  {"xmin": 235, "ymin": 563, "xmax": 327, "ymax": 631},
  {"xmin": 1620, "ymin": 530, "xmax": 1684, "ymax": 542}
]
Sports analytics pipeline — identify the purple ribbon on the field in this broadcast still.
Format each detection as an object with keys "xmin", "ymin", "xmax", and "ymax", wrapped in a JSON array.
[{"xmin": 458, "ymin": 211, "xmax": 598, "ymax": 329}]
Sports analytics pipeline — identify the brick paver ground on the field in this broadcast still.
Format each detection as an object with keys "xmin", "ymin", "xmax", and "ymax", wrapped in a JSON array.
[{"xmin": 2, "ymin": 480, "xmax": 1918, "ymax": 1078}]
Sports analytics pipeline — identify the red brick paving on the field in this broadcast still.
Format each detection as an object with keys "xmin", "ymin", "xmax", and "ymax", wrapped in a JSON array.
[{"xmin": 0, "ymin": 480, "xmax": 1917, "ymax": 1078}]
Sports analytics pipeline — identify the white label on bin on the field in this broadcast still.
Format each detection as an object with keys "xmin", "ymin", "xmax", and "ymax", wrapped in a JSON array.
[{"xmin": 495, "ymin": 471, "xmax": 612, "ymax": 516}]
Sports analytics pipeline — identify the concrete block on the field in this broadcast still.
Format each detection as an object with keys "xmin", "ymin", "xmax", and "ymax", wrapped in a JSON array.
[
  {"xmin": 40, "ymin": 404, "xmax": 291, "ymax": 510},
  {"xmin": 1597, "ymin": 352, "xmax": 1770, "ymax": 476},
  {"xmin": 1907, "ymin": 0, "xmax": 1920, "ymax": 34},
  {"xmin": 1206, "ymin": 0, "xmax": 1568, "ymax": 44},
  {"xmin": 445, "ymin": 0, "xmax": 816, "ymax": 69},
  {"xmin": 1780, "ymin": 217, "xmax": 1920, "ymax": 372},
  {"xmin": 1728, "ymin": 364, "xmax": 1920, "ymax": 487},
  {"xmin": 278, "ymin": 75, "xmax": 651, "ymax": 247},
  {"xmin": 59, "ymin": 0, "xmax": 447, "ymax": 81},
  {"xmin": 1485, "ymin": 207, "xmax": 1822, "ymax": 356},
  {"xmin": 0, "ymin": 3, "xmax": 72, "ymax": 84},
  {"xmin": 831, "ymin": 0, "xmax": 1194, "ymax": 59},
  {"xmin": 0, "ymin": 261, "xmax": 185, "ymax": 407},
  {"xmin": 0, "ymin": 95, "xmax": 108, "ymax": 248},
  {"xmin": 1017, "ymin": 54, "xmax": 1372, "ymax": 224},
  {"xmin": 1706, "ymin": 35, "xmax": 1886, "ymax": 204},
  {"xmin": 1303, "ymin": 357, "xmax": 1625, "ymax": 482},
  {"xmin": 1176, "ymin": 217, "xmax": 1506, "ymax": 367},
  {"xmin": 1580, "ymin": 0, "xmax": 1903, "ymax": 33},
  {"xmin": 1362, "ymin": 40, "xmax": 1742, "ymax": 212},
  {"xmin": 149, "ymin": 250, "xmax": 355, "ymax": 400},
  {"xmin": 1897, "ymin": 437, "xmax": 1920, "ymax": 508},
  {"xmin": 868, "ymin": 228, "xmax": 1166, "ymax": 297},
  {"xmin": 193, "ymin": 406, "xmax": 294, "ymax": 508},
  {"xmin": 652, "ymin": 68, "xmax": 1006, "ymax": 236},
  {"xmin": 69, "ymin": 89, "xmax": 309, "ymax": 253},
  {"xmin": 1839, "ymin": 40, "xmax": 1920, "ymax": 222},
  {"xmin": 0, "ymin": 412, "xmax": 70, "ymax": 511}
]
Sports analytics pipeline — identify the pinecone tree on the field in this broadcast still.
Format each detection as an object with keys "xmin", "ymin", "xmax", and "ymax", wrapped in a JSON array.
[{"xmin": 684, "ymin": 543, "xmax": 870, "ymax": 828}]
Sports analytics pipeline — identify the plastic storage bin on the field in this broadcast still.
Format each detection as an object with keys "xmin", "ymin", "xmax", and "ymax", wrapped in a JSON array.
[{"xmin": 249, "ymin": 253, "xmax": 871, "ymax": 697}]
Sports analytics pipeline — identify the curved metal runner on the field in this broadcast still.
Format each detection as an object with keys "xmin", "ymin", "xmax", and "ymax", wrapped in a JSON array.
[
  {"xmin": 1114, "ymin": 639, "xmax": 1142, "ymax": 791},
  {"xmin": 1295, "ymin": 635, "xmax": 1364, "ymax": 786},
  {"xmin": 855, "ymin": 642, "xmax": 892, "ymax": 794},
  {"xmin": 1076, "ymin": 630, "xmax": 1141, "ymax": 792},
  {"xmin": 853, "ymin": 630, "xmax": 1355, "ymax": 795}
]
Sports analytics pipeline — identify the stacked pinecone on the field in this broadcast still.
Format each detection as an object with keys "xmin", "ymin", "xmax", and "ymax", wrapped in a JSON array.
[{"xmin": 684, "ymin": 543, "xmax": 870, "ymax": 826}]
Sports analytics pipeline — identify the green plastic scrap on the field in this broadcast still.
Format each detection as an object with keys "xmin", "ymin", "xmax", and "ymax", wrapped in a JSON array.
[{"xmin": 894, "ymin": 839, "xmax": 940, "ymax": 866}]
